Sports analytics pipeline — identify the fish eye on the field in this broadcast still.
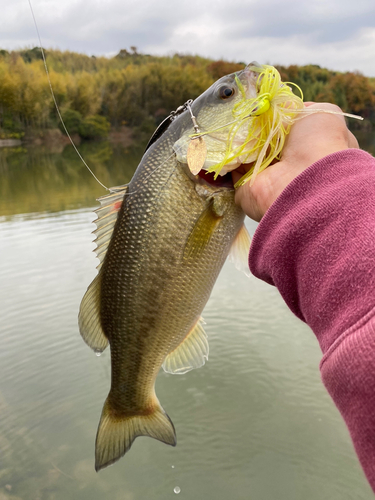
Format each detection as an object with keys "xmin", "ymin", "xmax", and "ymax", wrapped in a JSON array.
[{"xmin": 218, "ymin": 86, "xmax": 235, "ymax": 100}]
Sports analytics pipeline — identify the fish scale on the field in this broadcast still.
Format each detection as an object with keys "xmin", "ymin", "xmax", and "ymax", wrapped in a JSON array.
[{"xmin": 79, "ymin": 67, "xmax": 253, "ymax": 471}]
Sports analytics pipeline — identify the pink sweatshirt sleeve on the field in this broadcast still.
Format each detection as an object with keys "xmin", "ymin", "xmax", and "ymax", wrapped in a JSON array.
[{"xmin": 249, "ymin": 149, "xmax": 375, "ymax": 491}]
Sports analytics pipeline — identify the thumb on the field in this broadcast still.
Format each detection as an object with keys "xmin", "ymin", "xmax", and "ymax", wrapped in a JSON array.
[{"xmin": 232, "ymin": 170, "xmax": 265, "ymax": 222}]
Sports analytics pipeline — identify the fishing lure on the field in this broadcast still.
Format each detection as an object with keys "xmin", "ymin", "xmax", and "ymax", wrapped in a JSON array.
[{"xmin": 187, "ymin": 64, "xmax": 363, "ymax": 187}]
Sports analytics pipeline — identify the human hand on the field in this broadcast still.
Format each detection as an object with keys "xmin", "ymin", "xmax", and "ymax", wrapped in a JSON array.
[{"xmin": 232, "ymin": 102, "xmax": 359, "ymax": 221}]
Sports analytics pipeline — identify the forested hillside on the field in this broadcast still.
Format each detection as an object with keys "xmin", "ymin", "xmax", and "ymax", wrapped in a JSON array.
[{"xmin": 0, "ymin": 47, "xmax": 374, "ymax": 141}]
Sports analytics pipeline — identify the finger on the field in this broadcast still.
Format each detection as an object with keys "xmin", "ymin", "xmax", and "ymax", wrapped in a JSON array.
[
  {"xmin": 231, "ymin": 169, "xmax": 243, "ymax": 185},
  {"xmin": 233, "ymin": 180, "xmax": 263, "ymax": 222},
  {"xmin": 348, "ymin": 130, "xmax": 359, "ymax": 149}
]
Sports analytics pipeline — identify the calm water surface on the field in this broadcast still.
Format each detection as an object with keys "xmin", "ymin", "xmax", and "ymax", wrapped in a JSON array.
[{"xmin": 0, "ymin": 135, "xmax": 374, "ymax": 500}]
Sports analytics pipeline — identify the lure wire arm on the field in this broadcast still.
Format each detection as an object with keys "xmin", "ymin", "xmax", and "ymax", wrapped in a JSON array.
[
  {"xmin": 186, "ymin": 100, "xmax": 201, "ymax": 135},
  {"xmin": 144, "ymin": 99, "xmax": 196, "ymax": 152}
]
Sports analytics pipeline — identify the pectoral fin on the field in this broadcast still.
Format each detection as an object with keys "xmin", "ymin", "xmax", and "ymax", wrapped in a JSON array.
[
  {"xmin": 228, "ymin": 224, "xmax": 251, "ymax": 276},
  {"xmin": 184, "ymin": 200, "xmax": 221, "ymax": 259},
  {"xmin": 162, "ymin": 317, "xmax": 208, "ymax": 374}
]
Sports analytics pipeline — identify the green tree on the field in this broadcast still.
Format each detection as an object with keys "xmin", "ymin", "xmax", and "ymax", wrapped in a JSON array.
[
  {"xmin": 58, "ymin": 109, "xmax": 82, "ymax": 135},
  {"xmin": 79, "ymin": 115, "xmax": 110, "ymax": 140}
]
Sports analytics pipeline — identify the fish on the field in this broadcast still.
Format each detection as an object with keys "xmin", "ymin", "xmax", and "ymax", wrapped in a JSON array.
[{"xmin": 78, "ymin": 66, "xmax": 255, "ymax": 471}]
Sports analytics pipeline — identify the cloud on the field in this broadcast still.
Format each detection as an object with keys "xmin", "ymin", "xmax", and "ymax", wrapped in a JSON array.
[
  {"xmin": 223, "ymin": 0, "xmax": 375, "ymax": 43},
  {"xmin": 3, "ymin": 0, "xmax": 375, "ymax": 76}
]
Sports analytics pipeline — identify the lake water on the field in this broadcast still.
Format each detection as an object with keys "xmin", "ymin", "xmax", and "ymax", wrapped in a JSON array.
[{"xmin": 0, "ymin": 134, "xmax": 374, "ymax": 500}]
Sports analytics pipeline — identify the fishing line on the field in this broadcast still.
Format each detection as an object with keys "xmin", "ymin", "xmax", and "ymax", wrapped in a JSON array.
[{"xmin": 27, "ymin": 0, "xmax": 109, "ymax": 191}]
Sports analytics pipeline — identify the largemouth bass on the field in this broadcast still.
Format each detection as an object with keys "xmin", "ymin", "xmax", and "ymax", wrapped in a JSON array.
[{"xmin": 79, "ymin": 66, "xmax": 256, "ymax": 471}]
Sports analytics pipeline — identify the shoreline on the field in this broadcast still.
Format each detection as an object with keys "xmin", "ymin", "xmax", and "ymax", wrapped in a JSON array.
[
  {"xmin": 0, "ymin": 126, "xmax": 134, "ymax": 149},
  {"xmin": 0, "ymin": 139, "xmax": 22, "ymax": 148}
]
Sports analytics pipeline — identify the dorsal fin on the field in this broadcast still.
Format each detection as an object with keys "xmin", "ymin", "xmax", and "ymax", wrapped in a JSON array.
[
  {"xmin": 79, "ymin": 274, "xmax": 109, "ymax": 353},
  {"xmin": 93, "ymin": 184, "xmax": 129, "ymax": 270},
  {"xmin": 79, "ymin": 184, "xmax": 129, "ymax": 353}
]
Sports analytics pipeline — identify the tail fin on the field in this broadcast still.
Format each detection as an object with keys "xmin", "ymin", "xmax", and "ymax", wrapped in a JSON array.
[{"xmin": 95, "ymin": 398, "xmax": 176, "ymax": 471}]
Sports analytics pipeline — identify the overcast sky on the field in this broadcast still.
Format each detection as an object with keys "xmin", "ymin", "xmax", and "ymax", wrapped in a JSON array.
[{"xmin": 3, "ymin": 0, "xmax": 375, "ymax": 76}]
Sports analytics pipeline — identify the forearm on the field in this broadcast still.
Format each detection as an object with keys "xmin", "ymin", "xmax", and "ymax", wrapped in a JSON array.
[
  {"xmin": 249, "ymin": 149, "xmax": 375, "ymax": 490},
  {"xmin": 320, "ymin": 307, "xmax": 375, "ymax": 488}
]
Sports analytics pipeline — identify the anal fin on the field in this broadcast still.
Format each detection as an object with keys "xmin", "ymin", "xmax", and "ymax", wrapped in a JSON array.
[{"xmin": 162, "ymin": 317, "xmax": 208, "ymax": 375}]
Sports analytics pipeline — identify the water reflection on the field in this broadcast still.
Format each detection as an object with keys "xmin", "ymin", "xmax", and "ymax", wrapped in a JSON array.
[
  {"xmin": 0, "ymin": 141, "xmax": 145, "ymax": 217},
  {"xmin": 1, "ymin": 130, "xmax": 374, "ymax": 219},
  {"xmin": 0, "ymin": 136, "xmax": 374, "ymax": 499},
  {"xmin": 355, "ymin": 129, "xmax": 375, "ymax": 156}
]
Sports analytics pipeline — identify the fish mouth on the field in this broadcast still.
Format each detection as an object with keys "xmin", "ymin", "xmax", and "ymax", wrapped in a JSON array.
[{"xmin": 196, "ymin": 169, "xmax": 234, "ymax": 189}]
